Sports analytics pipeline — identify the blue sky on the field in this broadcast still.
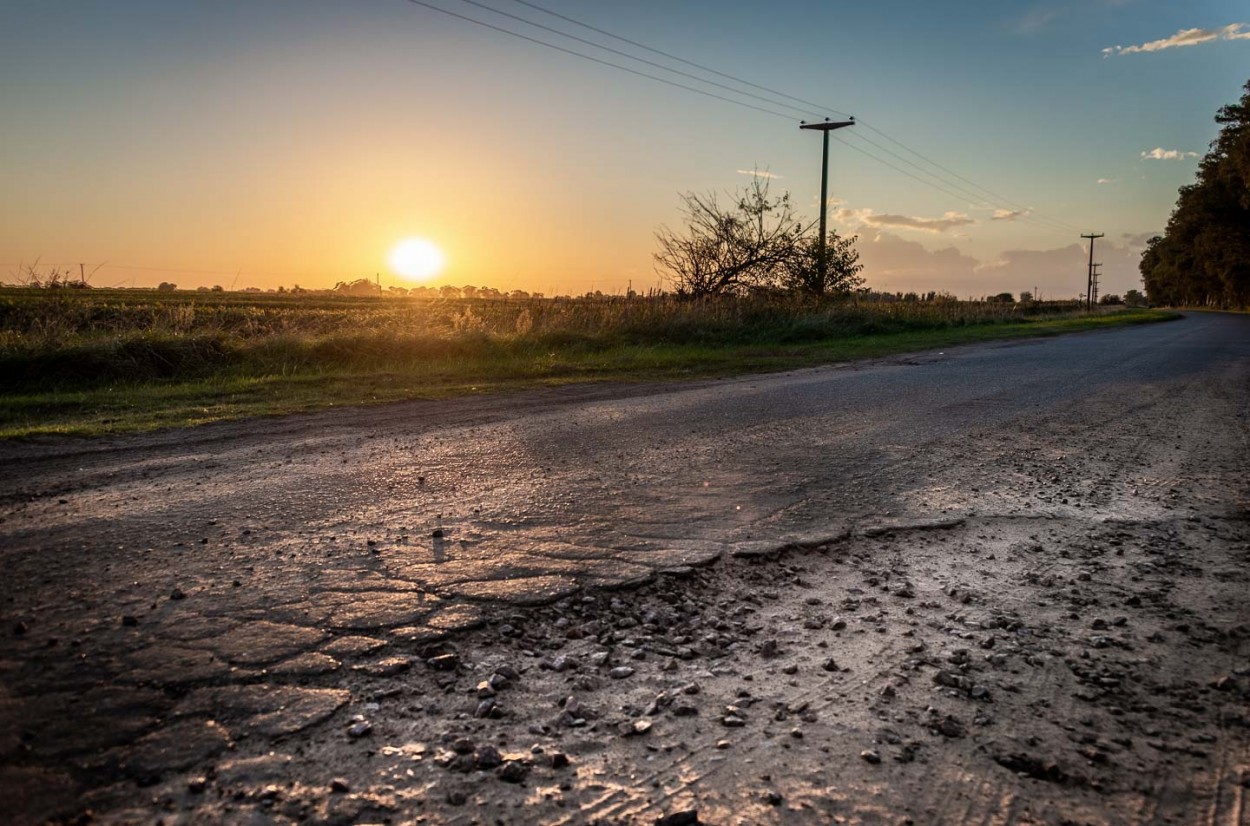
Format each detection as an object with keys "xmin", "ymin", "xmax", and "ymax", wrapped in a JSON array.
[{"xmin": 1, "ymin": 0, "xmax": 1246, "ymax": 296}]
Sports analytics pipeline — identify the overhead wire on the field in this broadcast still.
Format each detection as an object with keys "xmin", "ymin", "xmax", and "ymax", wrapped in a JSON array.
[
  {"xmin": 450, "ymin": 0, "xmax": 823, "ymax": 119},
  {"xmin": 509, "ymin": 0, "xmax": 852, "ymax": 120},
  {"xmin": 402, "ymin": 0, "xmax": 795, "ymax": 118},
  {"xmin": 404, "ymin": 0, "xmax": 1082, "ymax": 234}
]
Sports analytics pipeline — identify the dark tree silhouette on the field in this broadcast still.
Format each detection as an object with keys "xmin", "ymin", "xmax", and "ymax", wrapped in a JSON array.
[{"xmin": 1141, "ymin": 80, "xmax": 1250, "ymax": 308}]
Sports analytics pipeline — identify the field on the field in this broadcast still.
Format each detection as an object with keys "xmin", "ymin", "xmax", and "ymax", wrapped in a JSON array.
[{"xmin": 0, "ymin": 287, "xmax": 1173, "ymax": 438}]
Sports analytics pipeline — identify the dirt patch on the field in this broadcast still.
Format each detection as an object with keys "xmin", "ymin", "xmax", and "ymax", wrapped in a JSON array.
[{"xmin": 8, "ymin": 511, "xmax": 1246, "ymax": 825}]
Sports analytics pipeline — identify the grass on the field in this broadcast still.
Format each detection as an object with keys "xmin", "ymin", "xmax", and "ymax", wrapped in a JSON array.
[{"xmin": 0, "ymin": 288, "xmax": 1176, "ymax": 439}]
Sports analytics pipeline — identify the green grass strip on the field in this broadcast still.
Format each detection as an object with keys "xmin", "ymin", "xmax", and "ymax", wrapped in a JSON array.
[{"xmin": 0, "ymin": 309, "xmax": 1176, "ymax": 439}]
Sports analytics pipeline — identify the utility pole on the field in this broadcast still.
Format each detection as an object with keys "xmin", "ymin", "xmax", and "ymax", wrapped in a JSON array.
[
  {"xmin": 1090, "ymin": 263, "xmax": 1102, "ymax": 307},
  {"xmin": 800, "ymin": 117, "xmax": 855, "ymax": 284},
  {"xmin": 1081, "ymin": 233, "xmax": 1103, "ymax": 310}
]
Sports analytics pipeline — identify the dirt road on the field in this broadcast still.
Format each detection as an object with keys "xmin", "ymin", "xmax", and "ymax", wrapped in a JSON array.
[{"xmin": 2, "ymin": 311, "xmax": 1248, "ymax": 824}]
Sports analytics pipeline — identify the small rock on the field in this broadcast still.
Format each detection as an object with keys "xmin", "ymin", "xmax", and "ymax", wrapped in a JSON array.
[
  {"xmin": 474, "ymin": 745, "xmax": 504, "ymax": 769},
  {"xmin": 933, "ymin": 670, "xmax": 973, "ymax": 691},
  {"xmin": 475, "ymin": 699, "xmax": 498, "ymax": 719},
  {"xmin": 609, "ymin": 666, "xmax": 635, "ymax": 679},
  {"xmin": 821, "ymin": 658, "xmax": 839, "ymax": 672},
  {"xmin": 498, "ymin": 760, "xmax": 529, "ymax": 783},
  {"xmin": 860, "ymin": 749, "xmax": 881, "ymax": 764},
  {"xmin": 121, "ymin": 615, "xmax": 139, "ymax": 627},
  {"xmin": 656, "ymin": 810, "xmax": 699, "ymax": 826},
  {"xmin": 549, "ymin": 752, "xmax": 570, "ymax": 769},
  {"xmin": 446, "ymin": 789, "xmax": 467, "ymax": 806},
  {"xmin": 347, "ymin": 719, "xmax": 372, "ymax": 738},
  {"xmin": 763, "ymin": 790, "xmax": 783, "ymax": 806},
  {"xmin": 187, "ymin": 776, "xmax": 207, "ymax": 794},
  {"xmin": 427, "ymin": 653, "xmax": 460, "ymax": 671},
  {"xmin": 722, "ymin": 715, "xmax": 746, "ymax": 728},
  {"xmin": 452, "ymin": 737, "xmax": 476, "ymax": 754},
  {"xmin": 329, "ymin": 778, "xmax": 351, "ymax": 793},
  {"xmin": 432, "ymin": 528, "xmax": 445, "ymax": 538},
  {"xmin": 170, "ymin": 588, "xmax": 186, "ymax": 601}
]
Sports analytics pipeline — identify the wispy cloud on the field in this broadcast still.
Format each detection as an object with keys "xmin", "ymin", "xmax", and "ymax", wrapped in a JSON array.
[
  {"xmin": 737, "ymin": 169, "xmax": 781, "ymax": 179},
  {"xmin": 1097, "ymin": 178, "xmax": 1118, "ymax": 184},
  {"xmin": 1103, "ymin": 23, "xmax": 1250, "ymax": 56},
  {"xmin": 837, "ymin": 207, "xmax": 975, "ymax": 234},
  {"xmin": 1140, "ymin": 147, "xmax": 1198, "ymax": 161},
  {"xmin": 990, "ymin": 209, "xmax": 1027, "ymax": 221},
  {"xmin": 1012, "ymin": 7, "xmax": 1060, "ymax": 34}
]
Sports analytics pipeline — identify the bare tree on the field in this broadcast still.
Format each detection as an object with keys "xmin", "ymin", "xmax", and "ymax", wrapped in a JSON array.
[{"xmin": 654, "ymin": 176, "xmax": 809, "ymax": 297}]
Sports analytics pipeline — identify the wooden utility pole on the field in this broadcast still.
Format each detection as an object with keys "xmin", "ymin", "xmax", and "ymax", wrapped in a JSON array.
[
  {"xmin": 800, "ymin": 117, "xmax": 855, "ymax": 284},
  {"xmin": 1081, "ymin": 233, "xmax": 1104, "ymax": 310}
]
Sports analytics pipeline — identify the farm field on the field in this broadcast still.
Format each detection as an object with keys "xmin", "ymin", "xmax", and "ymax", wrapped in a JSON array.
[{"xmin": 0, "ymin": 287, "xmax": 1172, "ymax": 438}]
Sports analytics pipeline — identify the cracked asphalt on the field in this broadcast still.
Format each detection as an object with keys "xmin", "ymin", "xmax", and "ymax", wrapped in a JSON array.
[{"xmin": 1, "ymin": 311, "xmax": 1248, "ymax": 824}]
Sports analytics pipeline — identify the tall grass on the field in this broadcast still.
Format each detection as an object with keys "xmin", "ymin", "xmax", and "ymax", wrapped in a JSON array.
[{"xmin": 0, "ymin": 288, "xmax": 1094, "ymax": 391}]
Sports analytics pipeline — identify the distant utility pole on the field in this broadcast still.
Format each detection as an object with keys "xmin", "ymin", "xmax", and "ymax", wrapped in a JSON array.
[
  {"xmin": 1081, "ymin": 233, "xmax": 1104, "ymax": 310},
  {"xmin": 1091, "ymin": 263, "xmax": 1102, "ymax": 306},
  {"xmin": 800, "ymin": 117, "xmax": 855, "ymax": 284}
]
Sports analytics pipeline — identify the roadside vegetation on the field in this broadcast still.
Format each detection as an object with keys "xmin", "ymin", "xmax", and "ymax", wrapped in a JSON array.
[
  {"xmin": 1141, "ymin": 79, "xmax": 1250, "ymax": 309},
  {"xmin": 0, "ymin": 286, "xmax": 1172, "ymax": 438}
]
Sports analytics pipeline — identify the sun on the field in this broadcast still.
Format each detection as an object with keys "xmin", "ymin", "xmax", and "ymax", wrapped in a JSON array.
[{"xmin": 389, "ymin": 237, "xmax": 446, "ymax": 281}]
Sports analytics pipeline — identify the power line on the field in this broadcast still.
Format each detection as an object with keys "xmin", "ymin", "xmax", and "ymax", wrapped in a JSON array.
[
  {"xmin": 402, "ymin": 0, "xmax": 795, "ymax": 118},
  {"xmin": 837, "ymin": 130, "xmax": 1075, "ymax": 232},
  {"xmin": 451, "ymin": 0, "xmax": 820, "ymax": 119},
  {"xmin": 828, "ymin": 136, "xmax": 1071, "ymax": 234},
  {"xmin": 404, "ymin": 0, "xmax": 1081, "ymax": 234},
  {"xmin": 857, "ymin": 120, "xmax": 1083, "ymax": 232},
  {"xmin": 506, "ymin": 0, "xmax": 1079, "ymax": 230},
  {"xmin": 509, "ymin": 0, "xmax": 850, "ymax": 119}
]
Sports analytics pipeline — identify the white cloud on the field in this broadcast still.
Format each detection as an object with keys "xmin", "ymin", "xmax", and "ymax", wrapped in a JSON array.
[
  {"xmin": 836, "ymin": 207, "xmax": 975, "ymax": 234},
  {"xmin": 1140, "ymin": 147, "xmax": 1198, "ymax": 160},
  {"xmin": 1097, "ymin": 178, "xmax": 1117, "ymax": 184},
  {"xmin": 737, "ymin": 169, "xmax": 781, "ymax": 179},
  {"xmin": 991, "ymin": 209, "xmax": 1027, "ymax": 221},
  {"xmin": 1103, "ymin": 23, "xmax": 1250, "ymax": 56}
]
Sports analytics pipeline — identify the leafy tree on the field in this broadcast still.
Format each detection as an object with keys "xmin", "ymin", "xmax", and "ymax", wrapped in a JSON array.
[
  {"xmin": 157, "ymin": 282, "xmax": 177, "ymax": 292},
  {"xmin": 1141, "ymin": 80, "xmax": 1250, "ymax": 308},
  {"xmin": 777, "ymin": 231, "xmax": 865, "ymax": 297},
  {"xmin": 654, "ymin": 176, "xmax": 809, "ymax": 297}
]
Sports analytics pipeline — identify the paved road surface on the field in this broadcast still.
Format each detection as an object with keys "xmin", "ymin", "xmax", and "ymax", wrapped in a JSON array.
[{"xmin": 2, "ymin": 311, "xmax": 1248, "ymax": 824}]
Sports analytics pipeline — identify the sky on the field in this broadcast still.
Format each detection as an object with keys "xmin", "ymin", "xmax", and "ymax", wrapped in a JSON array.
[{"xmin": 1, "ymin": 0, "xmax": 1247, "ymax": 298}]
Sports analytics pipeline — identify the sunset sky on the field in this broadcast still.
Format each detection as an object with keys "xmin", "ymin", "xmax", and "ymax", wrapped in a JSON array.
[{"xmin": 2, "ymin": 1, "xmax": 1246, "ymax": 297}]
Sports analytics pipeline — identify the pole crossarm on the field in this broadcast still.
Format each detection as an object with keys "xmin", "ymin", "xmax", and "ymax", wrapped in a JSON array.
[{"xmin": 799, "ymin": 120, "xmax": 857, "ymax": 132}]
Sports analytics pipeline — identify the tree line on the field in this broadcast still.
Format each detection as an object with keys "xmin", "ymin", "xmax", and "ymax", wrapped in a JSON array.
[{"xmin": 1141, "ymin": 79, "xmax": 1250, "ymax": 308}]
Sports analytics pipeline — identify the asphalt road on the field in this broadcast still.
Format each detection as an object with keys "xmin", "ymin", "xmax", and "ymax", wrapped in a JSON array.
[
  {"xmin": 2, "ymin": 311, "xmax": 1245, "ymax": 599},
  {"xmin": 2, "ymin": 310, "xmax": 1248, "ymax": 824}
]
